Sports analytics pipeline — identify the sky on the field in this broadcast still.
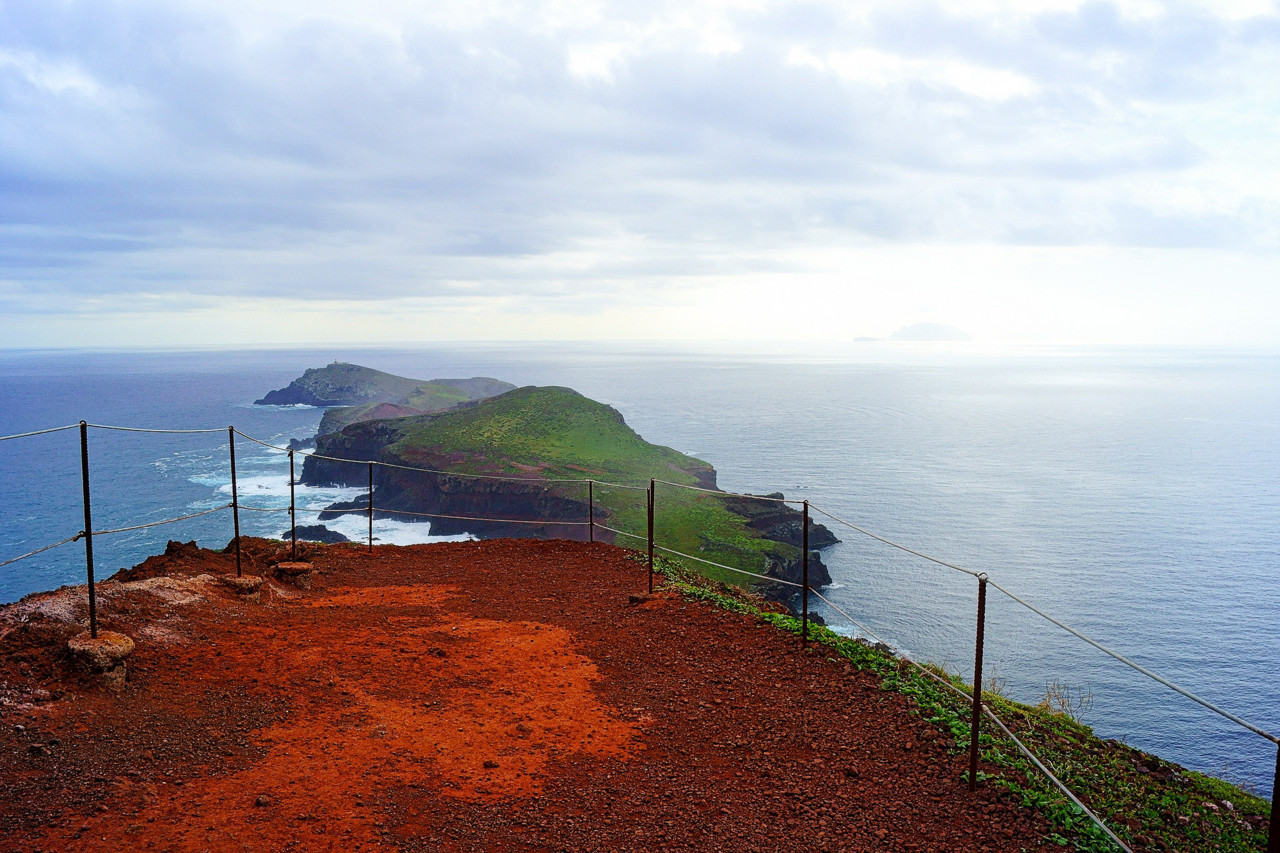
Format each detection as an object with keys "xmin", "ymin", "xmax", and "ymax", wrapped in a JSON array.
[{"xmin": 2, "ymin": 0, "xmax": 1279, "ymax": 348}]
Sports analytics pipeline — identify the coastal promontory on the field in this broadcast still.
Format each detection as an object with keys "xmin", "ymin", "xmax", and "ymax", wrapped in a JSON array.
[{"xmin": 300, "ymin": 383, "xmax": 836, "ymax": 595}]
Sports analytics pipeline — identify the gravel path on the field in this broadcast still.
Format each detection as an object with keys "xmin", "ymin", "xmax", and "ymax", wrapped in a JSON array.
[{"xmin": 0, "ymin": 538, "xmax": 1064, "ymax": 852}]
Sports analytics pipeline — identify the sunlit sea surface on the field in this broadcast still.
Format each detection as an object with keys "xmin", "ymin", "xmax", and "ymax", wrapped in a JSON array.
[{"xmin": 1, "ymin": 343, "xmax": 1276, "ymax": 795}]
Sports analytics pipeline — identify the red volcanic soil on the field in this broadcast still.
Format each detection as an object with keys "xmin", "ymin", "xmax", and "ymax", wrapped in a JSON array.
[{"xmin": 0, "ymin": 538, "xmax": 1065, "ymax": 852}]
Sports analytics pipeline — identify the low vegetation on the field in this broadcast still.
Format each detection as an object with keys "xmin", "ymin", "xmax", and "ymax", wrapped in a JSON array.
[{"xmin": 651, "ymin": 553, "xmax": 1272, "ymax": 853}]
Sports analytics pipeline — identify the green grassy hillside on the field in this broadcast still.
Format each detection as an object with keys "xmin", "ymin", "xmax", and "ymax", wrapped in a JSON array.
[
  {"xmin": 388, "ymin": 386, "xmax": 712, "ymax": 483},
  {"xmin": 330, "ymin": 386, "xmax": 823, "ymax": 590}
]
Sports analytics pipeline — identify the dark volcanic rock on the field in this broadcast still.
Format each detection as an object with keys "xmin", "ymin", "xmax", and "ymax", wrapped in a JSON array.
[
  {"xmin": 756, "ymin": 550, "xmax": 834, "ymax": 603},
  {"xmin": 254, "ymin": 363, "xmax": 423, "ymax": 407},
  {"xmin": 721, "ymin": 493, "xmax": 839, "ymax": 549},
  {"xmin": 317, "ymin": 494, "xmax": 372, "ymax": 521},
  {"xmin": 292, "ymin": 525, "xmax": 350, "ymax": 544}
]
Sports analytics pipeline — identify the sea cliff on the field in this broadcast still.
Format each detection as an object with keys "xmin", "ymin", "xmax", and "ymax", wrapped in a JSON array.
[{"xmin": 300, "ymin": 384, "xmax": 836, "ymax": 595}]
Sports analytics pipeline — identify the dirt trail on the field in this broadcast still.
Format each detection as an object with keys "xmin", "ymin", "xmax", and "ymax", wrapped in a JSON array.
[{"xmin": 0, "ymin": 539, "xmax": 1064, "ymax": 852}]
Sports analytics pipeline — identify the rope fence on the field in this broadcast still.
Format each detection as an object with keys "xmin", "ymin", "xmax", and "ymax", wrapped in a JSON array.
[
  {"xmin": 0, "ymin": 424, "xmax": 79, "ymax": 442},
  {"xmin": 89, "ymin": 504, "xmax": 233, "ymax": 538},
  {"xmin": 808, "ymin": 502, "xmax": 1280, "ymax": 745},
  {"xmin": 86, "ymin": 423, "xmax": 227, "ymax": 435},
  {"xmin": 0, "ymin": 533, "xmax": 83, "ymax": 570},
  {"xmin": 653, "ymin": 542, "xmax": 804, "ymax": 588},
  {"xmin": 230, "ymin": 428, "xmax": 590, "ymax": 484},
  {"xmin": 987, "ymin": 578, "xmax": 1280, "ymax": 746},
  {"xmin": 810, "ymin": 586, "xmax": 1133, "ymax": 851},
  {"xmin": 593, "ymin": 523, "xmax": 647, "ymax": 542},
  {"xmin": 810, "ymin": 504, "xmax": 985, "ymax": 579},
  {"xmin": 0, "ymin": 417, "xmax": 1275, "ymax": 852},
  {"xmin": 655, "ymin": 478, "xmax": 803, "ymax": 503}
]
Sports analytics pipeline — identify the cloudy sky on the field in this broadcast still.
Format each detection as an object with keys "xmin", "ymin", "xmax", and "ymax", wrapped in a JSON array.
[{"xmin": 2, "ymin": 0, "xmax": 1278, "ymax": 348}]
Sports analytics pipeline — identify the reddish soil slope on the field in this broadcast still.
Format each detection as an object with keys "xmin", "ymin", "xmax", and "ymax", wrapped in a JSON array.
[{"xmin": 0, "ymin": 539, "xmax": 1064, "ymax": 852}]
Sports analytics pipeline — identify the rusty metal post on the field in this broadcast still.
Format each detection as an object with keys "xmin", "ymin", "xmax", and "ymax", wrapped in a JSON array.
[
  {"xmin": 229, "ymin": 427, "xmax": 242, "ymax": 577},
  {"xmin": 802, "ymin": 500, "xmax": 809, "ymax": 648},
  {"xmin": 367, "ymin": 462, "xmax": 374, "ymax": 553},
  {"xmin": 969, "ymin": 573, "xmax": 988, "ymax": 792},
  {"xmin": 1269, "ymin": 744, "xmax": 1280, "ymax": 853},
  {"xmin": 78, "ymin": 421, "xmax": 97, "ymax": 639},
  {"xmin": 588, "ymin": 480, "xmax": 594, "ymax": 543},
  {"xmin": 289, "ymin": 450, "xmax": 297, "ymax": 561},
  {"xmin": 647, "ymin": 479, "xmax": 655, "ymax": 593}
]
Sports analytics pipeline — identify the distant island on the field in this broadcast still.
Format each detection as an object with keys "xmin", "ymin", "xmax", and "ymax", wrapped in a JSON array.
[
  {"xmin": 889, "ymin": 323, "xmax": 971, "ymax": 341},
  {"xmin": 255, "ymin": 361, "xmax": 514, "ymax": 410},
  {"xmin": 260, "ymin": 363, "xmax": 837, "ymax": 601},
  {"xmin": 255, "ymin": 362, "xmax": 517, "ymax": 439}
]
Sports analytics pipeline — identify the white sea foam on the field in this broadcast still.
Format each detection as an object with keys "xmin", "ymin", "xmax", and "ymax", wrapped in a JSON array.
[{"xmin": 318, "ymin": 515, "xmax": 473, "ymax": 547}]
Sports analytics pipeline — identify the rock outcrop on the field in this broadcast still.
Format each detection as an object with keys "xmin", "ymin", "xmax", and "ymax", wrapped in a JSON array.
[{"xmin": 255, "ymin": 362, "xmax": 514, "ymax": 409}]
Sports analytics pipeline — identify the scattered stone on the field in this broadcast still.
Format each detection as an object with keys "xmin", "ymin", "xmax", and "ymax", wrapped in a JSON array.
[
  {"xmin": 255, "ymin": 795, "xmax": 273, "ymax": 808},
  {"xmin": 67, "ymin": 631, "xmax": 136, "ymax": 686},
  {"xmin": 483, "ymin": 760, "xmax": 499, "ymax": 769},
  {"xmin": 292, "ymin": 525, "xmax": 350, "ymax": 545}
]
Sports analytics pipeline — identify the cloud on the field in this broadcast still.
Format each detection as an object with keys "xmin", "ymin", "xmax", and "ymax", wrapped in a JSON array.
[{"xmin": 0, "ymin": 0, "xmax": 1277, "ymax": 343}]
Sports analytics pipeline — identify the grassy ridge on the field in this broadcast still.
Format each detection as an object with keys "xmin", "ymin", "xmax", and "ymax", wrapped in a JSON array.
[
  {"xmin": 389, "ymin": 386, "xmax": 709, "ymax": 482},
  {"xmin": 375, "ymin": 386, "xmax": 806, "ymax": 588}
]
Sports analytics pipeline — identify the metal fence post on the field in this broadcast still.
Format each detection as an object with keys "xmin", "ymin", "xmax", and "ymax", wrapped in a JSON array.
[
  {"xmin": 78, "ymin": 421, "xmax": 97, "ymax": 639},
  {"xmin": 229, "ymin": 427, "xmax": 242, "ymax": 577},
  {"xmin": 289, "ymin": 450, "xmax": 297, "ymax": 561},
  {"xmin": 1269, "ymin": 744, "xmax": 1280, "ymax": 853},
  {"xmin": 647, "ymin": 479, "xmax": 655, "ymax": 593},
  {"xmin": 802, "ymin": 500, "xmax": 809, "ymax": 648},
  {"xmin": 367, "ymin": 462, "xmax": 374, "ymax": 553},
  {"xmin": 969, "ymin": 573, "xmax": 988, "ymax": 792},
  {"xmin": 588, "ymin": 480, "xmax": 594, "ymax": 543}
]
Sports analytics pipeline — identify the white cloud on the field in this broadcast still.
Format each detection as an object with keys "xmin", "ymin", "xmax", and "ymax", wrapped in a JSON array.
[
  {"xmin": 0, "ymin": 0, "xmax": 1278, "ymax": 346},
  {"xmin": 790, "ymin": 46, "xmax": 1037, "ymax": 100}
]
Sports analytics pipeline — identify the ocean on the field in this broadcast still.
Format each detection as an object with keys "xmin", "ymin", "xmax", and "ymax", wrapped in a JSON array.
[{"xmin": 0, "ymin": 343, "xmax": 1277, "ymax": 795}]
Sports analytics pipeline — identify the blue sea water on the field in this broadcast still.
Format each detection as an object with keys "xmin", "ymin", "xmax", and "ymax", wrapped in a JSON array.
[{"xmin": 0, "ymin": 343, "xmax": 1277, "ymax": 796}]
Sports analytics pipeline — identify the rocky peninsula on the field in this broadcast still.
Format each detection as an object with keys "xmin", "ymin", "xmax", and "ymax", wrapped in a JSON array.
[{"xmin": 265, "ymin": 368, "xmax": 837, "ymax": 597}]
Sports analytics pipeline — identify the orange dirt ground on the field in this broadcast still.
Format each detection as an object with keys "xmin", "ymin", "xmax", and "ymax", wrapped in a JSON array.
[{"xmin": 0, "ymin": 538, "xmax": 1066, "ymax": 852}]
